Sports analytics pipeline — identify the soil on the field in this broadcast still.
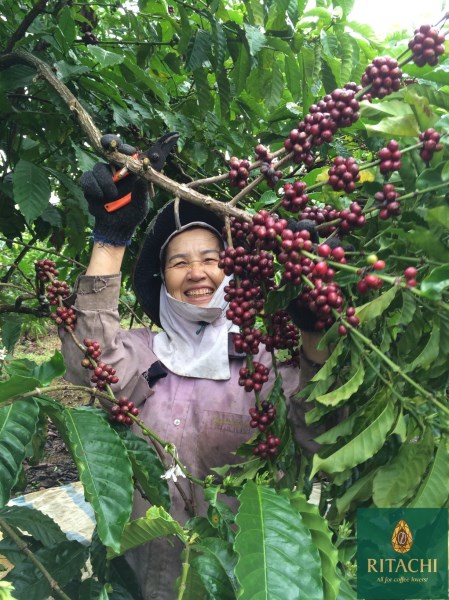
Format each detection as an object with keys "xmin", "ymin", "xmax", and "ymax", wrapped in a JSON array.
[{"xmin": 13, "ymin": 329, "xmax": 80, "ymax": 496}]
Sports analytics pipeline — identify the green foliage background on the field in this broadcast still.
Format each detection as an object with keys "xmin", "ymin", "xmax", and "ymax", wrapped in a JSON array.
[{"xmin": 0, "ymin": 0, "xmax": 449, "ymax": 598}]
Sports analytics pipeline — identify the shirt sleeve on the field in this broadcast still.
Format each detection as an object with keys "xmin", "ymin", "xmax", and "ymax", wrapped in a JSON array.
[{"xmin": 59, "ymin": 274, "xmax": 155, "ymax": 407}]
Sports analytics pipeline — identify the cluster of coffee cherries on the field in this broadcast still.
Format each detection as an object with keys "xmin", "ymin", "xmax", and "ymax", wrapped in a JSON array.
[
  {"xmin": 82, "ymin": 338, "xmax": 102, "ymax": 361},
  {"xmin": 263, "ymin": 311, "xmax": 299, "ymax": 353},
  {"xmin": 228, "ymin": 157, "xmax": 251, "ymax": 189},
  {"xmin": 361, "ymin": 56, "xmax": 402, "ymax": 99},
  {"xmin": 253, "ymin": 434, "xmax": 281, "ymax": 459},
  {"xmin": 338, "ymin": 307, "xmax": 361, "ymax": 336},
  {"xmin": 403, "ymin": 266, "xmax": 418, "ymax": 287},
  {"xmin": 90, "ymin": 363, "xmax": 119, "ymax": 390},
  {"xmin": 277, "ymin": 227, "xmax": 314, "ymax": 286},
  {"xmin": 419, "ymin": 128, "xmax": 444, "ymax": 163},
  {"xmin": 282, "ymin": 181, "xmax": 309, "ymax": 212},
  {"xmin": 409, "ymin": 25, "xmax": 446, "ymax": 67},
  {"xmin": 35, "ymin": 259, "xmax": 59, "ymax": 282},
  {"xmin": 299, "ymin": 205, "xmax": 339, "ymax": 236},
  {"xmin": 374, "ymin": 183, "xmax": 401, "ymax": 220},
  {"xmin": 238, "ymin": 362, "xmax": 270, "ymax": 392},
  {"xmin": 356, "ymin": 274, "xmax": 383, "ymax": 295},
  {"xmin": 301, "ymin": 110, "xmax": 338, "ymax": 146},
  {"xmin": 378, "ymin": 140, "xmax": 402, "ymax": 174},
  {"xmin": 284, "ymin": 128, "xmax": 314, "ymax": 167},
  {"xmin": 50, "ymin": 306, "xmax": 77, "ymax": 331},
  {"xmin": 310, "ymin": 85, "xmax": 361, "ymax": 129},
  {"xmin": 46, "ymin": 280, "xmax": 71, "ymax": 306},
  {"xmin": 338, "ymin": 201, "xmax": 366, "ymax": 234},
  {"xmin": 293, "ymin": 281, "xmax": 346, "ymax": 332},
  {"xmin": 328, "ymin": 156, "xmax": 360, "ymax": 193},
  {"xmin": 109, "ymin": 397, "xmax": 139, "ymax": 426},
  {"xmin": 260, "ymin": 163, "xmax": 283, "ymax": 188},
  {"xmin": 249, "ymin": 400, "xmax": 276, "ymax": 431},
  {"xmin": 255, "ymin": 144, "xmax": 283, "ymax": 187}
]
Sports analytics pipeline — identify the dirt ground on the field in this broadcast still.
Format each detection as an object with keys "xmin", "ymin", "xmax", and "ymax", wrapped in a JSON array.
[{"xmin": 13, "ymin": 329, "xmax": 79, "ymax": 496}]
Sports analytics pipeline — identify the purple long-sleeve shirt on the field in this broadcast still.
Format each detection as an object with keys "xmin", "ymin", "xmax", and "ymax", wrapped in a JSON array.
[{"xmin": 60, "ymin": 274, "xmax": 322, "ymax": 599}]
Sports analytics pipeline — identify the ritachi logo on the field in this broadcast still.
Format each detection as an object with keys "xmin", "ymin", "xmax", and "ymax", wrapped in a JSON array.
[{"xmin": 391, "ymin": 519, "xmax": 413, "ymax": 554}]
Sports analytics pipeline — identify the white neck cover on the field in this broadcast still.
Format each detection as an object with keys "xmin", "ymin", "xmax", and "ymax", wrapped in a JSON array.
[{"xmin": 152, "ymin": 276, "xmax": 238, "ymax": 379}]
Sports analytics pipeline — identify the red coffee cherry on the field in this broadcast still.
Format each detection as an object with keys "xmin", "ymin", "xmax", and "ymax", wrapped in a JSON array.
[
  {"xmin": 361, "ymin": 56, "xmax": 402, "ymax": 99},
  {"xmin": 409, "ymin": 25, "xmax": 446, "ymax": 67}
]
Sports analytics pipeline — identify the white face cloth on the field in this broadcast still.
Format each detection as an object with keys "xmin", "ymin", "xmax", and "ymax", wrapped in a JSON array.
[{"xmin": 152, "ymin": 275, "xmax": 239, "ymax": 379}]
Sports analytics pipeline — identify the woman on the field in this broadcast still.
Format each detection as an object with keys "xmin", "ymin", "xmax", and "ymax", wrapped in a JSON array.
[{"xmin": 60, "ymin": 135, "xmax": 329, "ymax": 599}]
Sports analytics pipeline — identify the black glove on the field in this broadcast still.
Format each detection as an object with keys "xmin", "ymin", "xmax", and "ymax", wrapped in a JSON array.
[
  {"xmin": 286, "ymin": 218, "xmax": 319, "ymax": 243},
  {"xmin": 80, "ymin": 132, "xmax": 179, "ymax": 246}
]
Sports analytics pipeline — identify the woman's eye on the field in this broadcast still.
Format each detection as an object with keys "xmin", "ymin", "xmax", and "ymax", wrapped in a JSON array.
[
  {"xmin": 204, "ymin": 258, "xmax": 218, "ymax": 265},
  {"xmin": 173, "ymin": 261, "xmax": 188, "ymax": 268}
]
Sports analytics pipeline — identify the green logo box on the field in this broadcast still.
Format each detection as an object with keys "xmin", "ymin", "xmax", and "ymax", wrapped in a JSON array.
[{"xmin": 357, "ymin": 508, "xmax": 448, "ymax": 599}]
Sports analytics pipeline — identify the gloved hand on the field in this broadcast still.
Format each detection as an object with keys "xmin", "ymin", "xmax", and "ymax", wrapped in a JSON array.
[{"xmin": 80, "ymin": 132, "xmax": 179, "ymax": 246}]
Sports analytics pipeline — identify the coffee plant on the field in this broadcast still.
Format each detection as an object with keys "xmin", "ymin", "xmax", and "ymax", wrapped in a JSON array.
[{"xmin": 0, "ymin": 1, "xmax": 448, "ymax": 598}]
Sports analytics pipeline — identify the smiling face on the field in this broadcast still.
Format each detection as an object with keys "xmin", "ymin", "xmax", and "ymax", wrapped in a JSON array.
[{"xmin": 163, "ymin": 227, "xmax": 225, "ymax": 306}]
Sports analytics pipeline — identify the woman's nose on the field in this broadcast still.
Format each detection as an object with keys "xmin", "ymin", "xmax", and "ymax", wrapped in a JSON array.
[{"xmin": 186, "ymin": 260, "xmax": 207, "ymax": 278}]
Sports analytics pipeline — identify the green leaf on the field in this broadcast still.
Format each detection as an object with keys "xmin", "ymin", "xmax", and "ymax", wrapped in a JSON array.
[
  {"xmin": 30, "ymin": 351, "xmax": 66, "ymax": 385},
  {"xmin": 335, "ymin": 471, "xmax": 376, "ymax": 520},
  {"xmin": 372, "ymin": 427, "xmax": 434, "ymax": 507},
  {"xmin": 186, "ymin": 29, "xmax": 212, "ymax": 71},
  {"xmin": 13, "ymin": 160, "xmax": 51, "ymax": 224},
  {"xmin": 310, "ymin": 394, "xmax": 396, "ymax": 478},
  {"xmin": 420, "ymin": 265, "xmax": 449, "ymax": 300},
  {"xmin": 107, "ymin": 506, "xmax": 185, "ymax": 559},
  {"xmin": 403, "ymin": 317, "xmax": 440, "ymax": 372},
  {"xmin": 315, "ymin": 361, "xmax": 364, "ymax": 407},
  {"xmin": 63, "ymin": 408, "xmax": 133, "ymax": 552},
  {"xmin": 262, "ymin": 59, "xmax": 283, "ymax": 110},
  {"xmin": 0, "ymin": 399, "xmax": 39, "ymax": 507},
  {"xmin": 58, "ymin": 5, "xmax": 77, "ymax": 47},
  {"xmin": 365, "ymin": 114, "xmax": 419, "ymax": 137},
  {"xmin": 6, "ymin": 540, "xmax": 87, "ymax": 599},
  {"xmin": 234, "ymin": 482, "xmax": 323, "ymax": 600},
  {"xmin": 87, "ymin": 46, "xmax": 125, "ymax": 68},
  {"xmin": 244, "ymin": 24, "xmax": 266, "ymax": 56},
  {"xmin": 0, "ymin": 65, "xmax": 36, "ymax": 91},
  {"xmin": 0, "ymin": 505, "xmax": 67, "ymax": 547},
  {"xmin": 191, "ymin": 538, "xmax": 238, "ymax": 599},
  {"xmin": 231, "ymin": 45, "xmax": 252, "ymax": 96},
  {"xmin": 115, "ymin": 426, "xmax": 170, "ymax": 511},
  {"xmin": 416, "ymin": 161, "xmax": 448, "ymax": 190},
  {"xmin": 355, "ymin": 286, "xmax": 398, "ymax": 323},
  {"xmin": 336, "ymin": 31, "xmax": 353, "ymax": 86},
  {"xmin": 216, "ymin": 67, "xmax": 231, "ymax": 120},
  {"xmin": 410, "ymin": 436, "xmax": 449, "ymax": 508},
  {"xmin": 427, "ymin": 205, "xmax": 449, "ymax": 230},
  {"xmin": 265, "ymin": 284, "xmax": 301, "ymax": 314},
  {"xmin": 1, "ymin": 317, "xmax": 21, "ymax": 353},
  {"xmin": 312, "ymin": 339, "xmax": 345, "ymax": 382},
  {"xmin": 286, "ymin": 491, "xmax": 340, "ymax": 600},
  {"xmin": 193, "ymin": 68, "xmax": 213, "ymax": 113}
]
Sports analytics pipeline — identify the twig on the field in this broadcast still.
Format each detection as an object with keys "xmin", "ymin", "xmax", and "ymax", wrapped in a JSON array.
[
  {"xmin": 1, "ymin": 233, "xmax": 39, "ymax": 283},
  {"xmin": 0, "ymin": 518, "xmax": 71, "ymax": 600},
  {"xmin": 3, "ymin": 0, "xmax": 49, "ymax": 53},
  {"xmin": 177, "ymin": 542, "xmax": 191, "ymax": 600},
  {"xmin": 0, "ymin": 51, "xmax": 251, "ymax": 223}
]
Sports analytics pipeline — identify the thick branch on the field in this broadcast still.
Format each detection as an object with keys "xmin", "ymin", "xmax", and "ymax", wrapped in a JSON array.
[
  {"xmin": 4, "ymin": 0, "xmax": 50, "ymax": 53},
  {"xmin": 0, "ymin": 51, "xmax": 251, "ymax": 222},
  {"xmin": 0, "ymin": 304, "xmax": 49, "ymax": 316}
]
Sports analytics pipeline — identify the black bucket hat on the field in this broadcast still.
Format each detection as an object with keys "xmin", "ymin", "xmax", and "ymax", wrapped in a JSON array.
[{"xmin": 133, "ymin": 200, "xmax": 224, "ymax": 326}]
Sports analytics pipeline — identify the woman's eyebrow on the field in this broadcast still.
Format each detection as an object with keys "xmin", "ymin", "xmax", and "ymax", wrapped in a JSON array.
[{"xmin": 166, "ymin": 248, "xmax": 220, "ymax": 263}]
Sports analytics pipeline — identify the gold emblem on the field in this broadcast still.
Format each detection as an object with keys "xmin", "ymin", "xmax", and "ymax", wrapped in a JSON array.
[{"xmin": 391, "ymin": 519, "xmax": 413, "ymax": 554}]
